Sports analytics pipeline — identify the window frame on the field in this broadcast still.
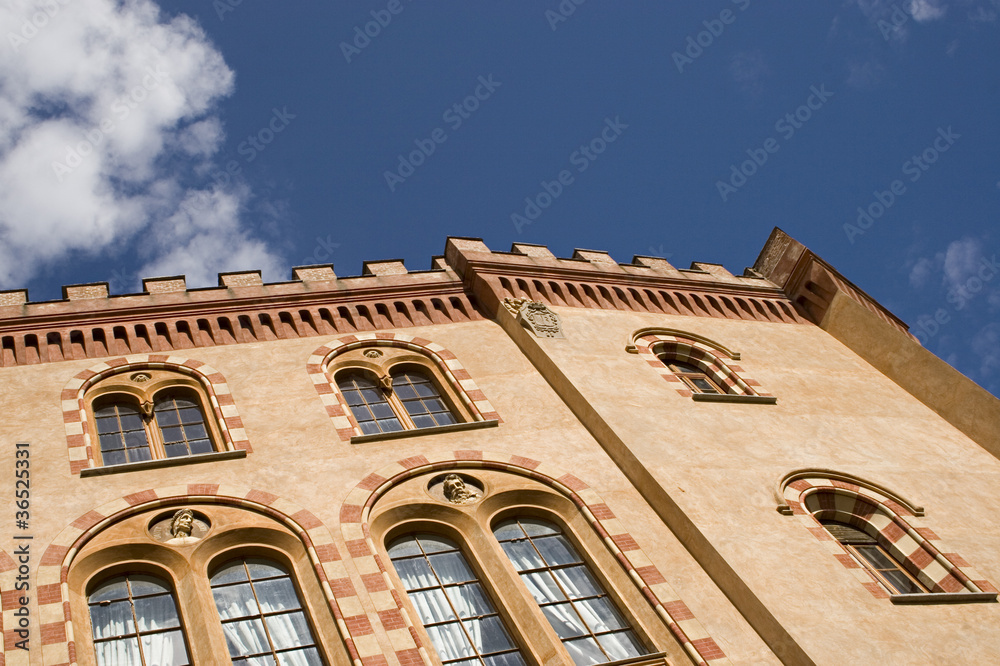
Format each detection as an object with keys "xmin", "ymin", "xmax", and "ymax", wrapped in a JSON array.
[
  {"xmin": 370, "ymin": 472, "xmax": 680, "ymax": 666},
  {"xmin": 84, "ymin": 370, "xmax": 224, "ymax": 468},
  {"xmin": 820, "ymin": 520, "xmax": 928, "ymax": 596},
  {"xmin": 657, "ymin": 358, "xmax": 724, "ymax": 395},
  {"xmin": 69, "ymin": 505, "xmax": 348, "ymax": 666},
  {"xmin": 330, "ymin": 347, "xmax": 474, "ymax": 439}
]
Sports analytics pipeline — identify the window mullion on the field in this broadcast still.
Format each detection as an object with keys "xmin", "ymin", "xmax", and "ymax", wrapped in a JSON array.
[
  {"xmin": 388, "ymin": 392, "xmax": 415, "ymax": 429},
  {"xmin": 126, "ymin": 580, "xmax": 149, "ymax": 666}
]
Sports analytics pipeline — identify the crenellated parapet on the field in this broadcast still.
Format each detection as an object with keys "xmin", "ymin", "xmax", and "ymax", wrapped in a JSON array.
[{"xmin": 0, "ymin": 233, "xmax": 822, "ymax": 367}]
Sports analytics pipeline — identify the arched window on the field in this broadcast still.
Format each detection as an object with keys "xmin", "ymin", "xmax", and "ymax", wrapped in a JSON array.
[
  {"xmin": 329, "ymin": 346, "xmax": 471, "ymax": 439},
  {"xmin": 367, "ymin": 467, "xmax": 692, "ymax": 664},
  {"xmin": 69, "ymin": 503, "xmax": 348, "ymax": 665},
  {"xmin": 88, "ymin": 573, "xmax": 190, "ymax": 666},
  {"xmin": 210, "ymin": 557, "xmax": 324, "ymax": 665},
  {"xmin": 819, "ymin": 520, "xmax": 926, "ymax": 595},
  {"xmin": 84, "ymin": 370, "xmax": 224, "ymax": 468},
  {"xmin": 493, "ymin": 518, "xmax": 646, "ymax": 664},
  {"xmin": 387, "ymin": 534, "xmax": 526, "ymax": 665}
]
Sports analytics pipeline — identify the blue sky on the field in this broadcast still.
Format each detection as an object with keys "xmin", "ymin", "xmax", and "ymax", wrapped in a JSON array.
[{"xmin": 2, "ymin": 0, "xmax": 999, "ymax": 395}]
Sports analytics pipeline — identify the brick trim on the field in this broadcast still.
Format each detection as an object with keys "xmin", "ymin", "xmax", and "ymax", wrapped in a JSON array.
[
  {"xmin": 307, "ymin": 334, "xmax": 500, "ymax": 441},
  {"xmin": 339, "ymin": 452, "xmax": 732, "ymax": 666},
  {"xmin": 24, "ymin": 488, "xmax": 365, "ymax": 666},
  {"xmin": 61, "ymin": 355, "xmax": 251, "ymax": 474},
  {"xmin": 781, "ymin": 474, "xmax": 991, "ymax": 599},
  {"xmin": 632, "ymin": 331, "xmax": 770, "ymax": 398}
]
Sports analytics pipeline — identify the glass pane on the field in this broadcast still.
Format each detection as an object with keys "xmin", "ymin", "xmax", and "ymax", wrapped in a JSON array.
[
  {"xmin": 370, "ymin": 401, "xmax": 395, "ymax": 419},
  {"xmin": 521, "ymin": 571, "xmax": 566, "ymax": 605},
  {"xmin": 483, "ymin": 653, "xmax": 528, "ymax": 666},
  {"xmin": 394, "ymin": 383, "xmax": 417, "ymax": 399},
  {"xmin": 155, "ymin": 409, "xmax": 180, "ymax": 427},
  {"xmin": 417, "ymin": 535, "xmax": 456, "ymax": 553},
  {"xmin": 165, "ymin": 443, "xmax": 189, "ymax": 458},
  {"xmin": 691, "ymin": 377, "xmax": 718, "ymax": 393},
  {"xmin": 185, "ymin": 423, "xmax": 208, "ymax": 440},
  {"xmin": 124, "ymin": 429, "xmax": 149, "ymax": 448},
  {"xmin": 855, "ymin": 546, "xmax": 897, "ymax": 571},
  {"xmin": 387, "ymin": 538, "xmax": 422, "ymax": 559},
  {"xmin": 463, "ymin": 616, "xmax": 515, "ymax": 654},
  {"xmin": 247, "ymin": 559, "xmax": 287, "ymax": 580},
  {"xmin": 576, "ymin": 597, "xmax": 627, "ymax": 633},
  {"xmin": 213, "ymin": 562, "xmax": 250, "ymax": 585},
  {"xmin": 360, "ymin": 389, "xmax": 383, "ymax": 404},
  {"xmin": 414, "ymin": 382, "xmax": 436, "ymax": 398},
  {"xmin": 597, "ymin": 631, "xmax": 645, "ymax": 661},
  {"xmin": 141, "ymin": 629, "xmax": 189, "ymax": 666},
  {"xmin": 189, "ymin": 439, "xmax": 214, "ymax": 454},
  {"xmin": 359, "ymin": 420, "xmax": 381, "ymax": 435},
  {"xmin": 102, "ymin": 449, "xmax": 126, "ymax": 465},
  {"xmin": 492, "ymin": 521, "xmax": 524, "ymax": 541},
  {"xmin": 90, "ymin": 579, "xmax": 129, "ymax": 603},
  {"xmin": 425, "ymin": 622, "xmax": 475, "ymax": 661},
  {"xmin": 214, "ymin": 582, "xmax": 259, "ymax": 619},
  {"xmin": 134, "ymin": 595, "xmax": 180, "ymax": 631},
  {"xmin": 409, "ymin": 588, "xmax": 457, "ymax": 624},
  {"xmin": 264, "ymin": 611, "xmax": 311, "ymax": 649},
  {"xmin": 96, "ymin": 416, "xmax": 120, "ymax": 433},
  {"xmin": 128, "ymin": 446, "xmax": 152, "ymax": 462},
  {"xmin": 256, "ymin": 578, "xmax": 301, "ymax": 613},
  {"xmin": 178, "ymin": 406, "xmax": 201, "ymax": 421},
  {"xmin": 119, "ymin": 413, "xmax": 143, "ymax": 431},
  {"xmin": 412, "ymin": 414, "xmax": 437, "ymax": 429},
  {"xmin": 95, "ymin": 637, "xmax": 141, "ymax": 666},
  {"xmin": 445, "ymin": 583, "xmax": 493, "ymax": 619},
  {"xmin": 394, "ymin": 557, "xmax": 435, "ymax": 590},
  {"xmin": 160, "ymin": 426, "xmax": 183, "ymax": 443},
  {"xmin": 377, "ymin": 417, "xmax": 404, "ymax": 432},
  {"xmin": 541, "ymin": 603, "xmax": 587, "ymax": 638},
  {"xmin": 428, "ymin": 552, "xmax": 475, "ymax": 585},
  {"xmin": 534, "ymin": 535, "xmax": 581, "ymax": 567},
  {"xmin": 277, "ymin": 647, "xmax": 323, "ymax": 666},
  {"xmin": 95, "ymin": 404, "xmax": 119, "ymax": 418},
  {"xmin": 221, "ymin": 618, "xmax": 270, "ymax": 658},
  {"xmin": 91, "ymin": 600, "xmax": 135, "ymax": 639},
  {"xmin": 499, "ymin": 540, "xmax": 543, "ymax": 572},
  {"xmin": 563, "ymin": 636, "xmax": 605, "ymax": 665},
  {"xmin": 129, "ymin": 575, "xmax": 170, "ymax": 596},
  {"xmin": 518, "ymin": 519, "xmax": 559, "ymax": 537},
  {"xmin": 882, "ymin": 569, "xmax": 924, "ymax": 594},
  {"xmin": 343, "ymin": 389, "xmax": 365, "ymax": 406},
  {"xmin": 553, "ymin": 566, "xmax": 601, "ymax": 599},
  {"xmin": 98, "ymin": 433, "xmax": 122, "ymax": 452},
  {"xmin": 434, "ymin": 412, "xmax": 457, "ymax": 426}
]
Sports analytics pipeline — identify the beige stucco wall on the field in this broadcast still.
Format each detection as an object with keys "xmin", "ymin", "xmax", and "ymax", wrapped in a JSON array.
[
  {"xmin": 519, "ymin": 305, "xmax": 1000, "ymax": 665},
  {"xmin": 0, "ymin": 318, "xmax": 778, "ymax": 664}
]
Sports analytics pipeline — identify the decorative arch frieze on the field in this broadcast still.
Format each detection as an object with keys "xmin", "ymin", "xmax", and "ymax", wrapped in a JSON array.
[
  {"xmin": 338, "ymin": 450, "xmax": 732, "ymax": 666},
  {"xmin": 307, "ymin": 333, "xmax": 500, "ymax": 441},
  {"xmin": 23, "ymin": 486, "xmax": 364, "ymax": 666},
  {"xmin": 628, "ymin": 329, "xmax": 770, "ymax": 398},
  {"xmin": 778, "ymin": 470, "xmax": 997, "ymax": 600},
  {"xmin": 61, "ymin": 355, "xmax": 250, "ymax": 474}
]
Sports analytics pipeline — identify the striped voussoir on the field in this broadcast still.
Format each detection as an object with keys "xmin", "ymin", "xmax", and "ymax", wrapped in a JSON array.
[
  {"xmin": 339, "ymin": 451, "xmax": 732, "ymax": 666},
  {"xmin": 22, "ymin": 486, "xmax": 369, "ymax": 666},
  {"xmin": 61, "ymin": 355, "xmax": 252, "ymax": 475},
  {"xmin": 782, "ymin": 477, "xmax": 995, "ymax": 598},
  {"xmin": 633, "ymin": 333, "xmax": 769, "ymax": 398},
  {"xmin": 307, "ymin": 334, "xmax": 501, "ymax": 441}
]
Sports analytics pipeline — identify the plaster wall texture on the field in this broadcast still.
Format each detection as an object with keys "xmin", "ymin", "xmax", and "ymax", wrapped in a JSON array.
[
  {"xmin": 527, "ymin": 305, "xmax": 1000, "ymax": 665},
  {"xmin": 0, "ymin": 317, "xmax": 776, "ymax": 664}
]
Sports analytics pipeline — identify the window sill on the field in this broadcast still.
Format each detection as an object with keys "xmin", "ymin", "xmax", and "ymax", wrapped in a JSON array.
[
  {"xmin": 889, "ymin": 591, "xmax": 997, "ymax": 605},
  {"xmin": 80, "ymin": 450, "xmax": 248, "ymax": 477},
  {"xmin": 351, "ymin": 419, "xmax": 499, "ymax": 444},
  {"xmin": 691, "ymin": 393, "xmax": 777, "ymax": 405}
]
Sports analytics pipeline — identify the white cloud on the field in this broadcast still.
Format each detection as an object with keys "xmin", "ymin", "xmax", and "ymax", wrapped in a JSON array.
[
  {"xmin": 942, "ymin": 237, "xmax": 984, "ymax": 293},
  {"xmin": 909, "ymin": 255, "xmax": 940, "ymax": 288},
  {"xmin": 0, "ymin": 0, "xmax": 286, "ymax": 289},
  {"xmin": 971, "ymin": 323, "xmax": 1000, "ymax": 377},
  {"xmin": 909, "ymin": 0, "xmax": 948, "ymax": 21}
]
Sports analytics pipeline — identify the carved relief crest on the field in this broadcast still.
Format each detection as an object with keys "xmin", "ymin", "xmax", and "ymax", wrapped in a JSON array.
[
  {"xmin": 150, "ymin": 508, "xmax": 211, "ymax": 545},
  {"xmin": 428, "ymin": 473, "xmax": 484, "ymax": 505},
  {"xmin": 503, "ymin": 298, "xmax": 564, "ymax": 338}
]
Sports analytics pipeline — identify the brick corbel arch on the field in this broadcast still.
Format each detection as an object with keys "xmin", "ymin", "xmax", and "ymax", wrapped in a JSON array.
[
  {"xmin": 307, "ymin": 333, "xmax": 500, "ymax": 441},
  {"xmin": 628, "ymin": 329, "xmax": 770, "ymax": 398},
  {"xmin": 339, "ymin": 450, "xmax": 732, "ymax": 666},
  {"xmin": 61, "ymin": 355, "xmax": 251, "ymax": 474},
  {"xmin": 26, "ymin": 486, "xmax": 364, "ymax": 666},
  {"xmin": 778, "ymin": 470, "xmax": 996, "ymax": 599}
]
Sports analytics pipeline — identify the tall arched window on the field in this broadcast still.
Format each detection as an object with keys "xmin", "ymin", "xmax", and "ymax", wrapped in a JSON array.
[
  {"xmin": 336, "ymin": 371, "xmax": 403, "ymax": 435},
  {"xmin": 153, "ymin": 392, "xmax": 214, "ymax": 457},
  {"xmin": 655, "ymin": 358, "xmax": 722, "ymax": 394},
  {"xmin": 391, "ymin": 369, "xmax": 457, "ymax": 428},
  {"xmin": 493, "ymin": 518, "xmax": 646, "ymax": 664},
  {"xmin": 94, "ymin": 400, "xmax": 152, "ymax": 465},
  {"xmin": 387, "ymin": 534, "xmax": 526, "ymax": 665},
  {"xmin": 210, "ymin": 557, "xmax": 324, "ymax": 666},
  {"xmin": 88, "ymin": 573, "xmax": 190, "ymax": 666}
]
